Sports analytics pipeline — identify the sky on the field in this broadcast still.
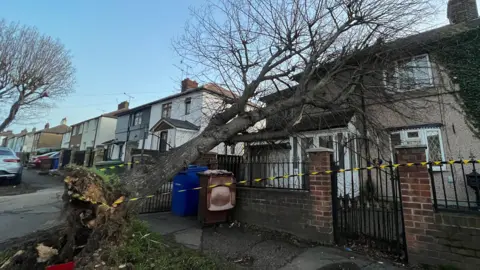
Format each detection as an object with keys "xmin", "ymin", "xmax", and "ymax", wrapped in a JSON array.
[
  {"xmin": 1, "ymin": 0, "xmax": 205, "ymax": 132},
  {"xmin": 0, "ymin": 0, "xmax": 475, "ymax": 133}
]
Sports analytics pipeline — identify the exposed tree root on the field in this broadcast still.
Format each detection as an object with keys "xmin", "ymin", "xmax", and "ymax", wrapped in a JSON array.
[{"xmin": 1, "ymin": 166, "xmax": 132, "ymax": 270}]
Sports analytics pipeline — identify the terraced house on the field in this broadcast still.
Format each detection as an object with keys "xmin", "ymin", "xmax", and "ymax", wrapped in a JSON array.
[
  {"xmin": 112, "ymin": 78, "xmax": 261, "ymax": 161},
  {"xmin": 68, "ymin": 101, "xmax": 129, "ymax": 151},
  {"xmin": 253, "ymin": 0, "xmax": 480, "ymax": 201}
]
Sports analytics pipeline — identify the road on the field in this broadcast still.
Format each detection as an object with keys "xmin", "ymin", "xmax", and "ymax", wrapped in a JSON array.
[{"xmin": 0, "ymin": 169, "xmax": 64, "ymax": 243}]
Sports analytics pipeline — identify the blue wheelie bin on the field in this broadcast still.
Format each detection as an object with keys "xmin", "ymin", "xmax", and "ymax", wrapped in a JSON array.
[{"xmin": 172, "ymin": 165, "xmax": 208, "ymax": 216}]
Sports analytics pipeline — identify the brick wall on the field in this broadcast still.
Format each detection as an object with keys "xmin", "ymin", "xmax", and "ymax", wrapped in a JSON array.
[
  {"xmin": 233, "ymin": 148, "xmax": 334, "ymax": 243},
  {"xmin": 397, "ymin": 145, "xmax": 480, "ymax": 270}
]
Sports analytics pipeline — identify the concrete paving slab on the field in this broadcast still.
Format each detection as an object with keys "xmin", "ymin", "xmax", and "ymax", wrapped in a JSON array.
[
  {"xmin": 140, "ymin": 212, "xmax": 198, "ymax": 235},
  {"xmin": 173, "ymin": 228, "xmax": 202, "ymax": 250}
]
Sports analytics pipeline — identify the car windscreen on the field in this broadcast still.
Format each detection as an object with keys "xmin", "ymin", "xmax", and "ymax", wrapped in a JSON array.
[{"xmin": 0, "ymin": 149, "xmax": 13, "ymax": 156}]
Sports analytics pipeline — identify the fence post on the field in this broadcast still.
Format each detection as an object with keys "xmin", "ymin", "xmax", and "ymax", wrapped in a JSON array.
[
  {"xmin": 307, "ymin": 147, "xmax": 334, "ymax": 244},
  {"xmin": 395, "ymin": 144, "xmax": 432, "ymax": 264}
]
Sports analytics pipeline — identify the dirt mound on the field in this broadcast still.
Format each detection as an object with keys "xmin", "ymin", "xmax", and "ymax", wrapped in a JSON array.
[{"xmin": 1, "ymin": 166, "xmax": 131, "ymax": 270}]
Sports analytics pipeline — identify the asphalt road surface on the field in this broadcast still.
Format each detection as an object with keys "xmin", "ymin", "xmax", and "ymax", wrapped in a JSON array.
[{"xmin": 0, "ymin": 169, "xmax": 64, "ymax": 244}]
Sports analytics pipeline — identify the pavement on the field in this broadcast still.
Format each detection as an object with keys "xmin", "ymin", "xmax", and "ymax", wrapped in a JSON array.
[
  {"xmin": 0, "ymin": 169, "xmax": 64, "ymax": 243},
  {"xmin": 141, "ymin": 212, "xmax": 405, "ymax": 270}
]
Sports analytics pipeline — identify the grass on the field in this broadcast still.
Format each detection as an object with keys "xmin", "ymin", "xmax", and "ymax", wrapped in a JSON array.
[
  {"xmin": 86, "ymin": 167, "xmax": 121, "ymax": 185},
  {"xmin": 105, "ymin": 220, "xmax": 227, "ymax": 270}
]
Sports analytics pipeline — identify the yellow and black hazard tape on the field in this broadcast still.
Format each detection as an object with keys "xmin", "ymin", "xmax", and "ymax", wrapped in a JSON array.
[
  {"xmin": 97, "ymin": 161, "xmax": 141, "ymax": 171},
  {"xmin": 69, "ymin": 159, "xmax": 480, "ymax": 208}
]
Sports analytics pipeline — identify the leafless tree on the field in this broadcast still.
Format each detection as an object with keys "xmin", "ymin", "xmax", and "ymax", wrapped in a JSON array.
[
  {"xmin": 127, "ymin": 0, "xmax": 439, "ymax": 195},
  {"xmin": 0, "ymin": 19, "xmax": 75, "ymax": 132}
]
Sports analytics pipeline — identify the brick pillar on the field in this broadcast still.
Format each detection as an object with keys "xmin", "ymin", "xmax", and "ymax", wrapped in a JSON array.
[
  {"xmin": 58, "ymin": 150, "xmax": 64, "ymax": 168},
  {"xmin": 307, "ymin": 147, "xmax": 334, "ymax": 244},
  {"xmin": 70, "ymin": 149, "xmax": 76, "ymax": 165},
  {"xmin": 84, "ymin": 147, "xmax": 92, "ymax": 167},
  {"xmin": 396, "ymin": 145, "xmax": 435, "ymax": 263}
]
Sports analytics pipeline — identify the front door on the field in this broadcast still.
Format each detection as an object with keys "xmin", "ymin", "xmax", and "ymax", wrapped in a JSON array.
[{"xmin": 159, "ymin": 131, "xmax": 168, "ymax": 152}]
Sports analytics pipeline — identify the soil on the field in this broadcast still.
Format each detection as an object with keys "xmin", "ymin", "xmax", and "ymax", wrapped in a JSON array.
[{"xmin": 0, "ymin": 166, "xmax": 130, "ymax": 269}]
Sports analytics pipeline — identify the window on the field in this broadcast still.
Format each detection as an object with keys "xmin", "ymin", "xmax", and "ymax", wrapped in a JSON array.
[
  {"xmin": 185, "ymin": 98, "xmax": 191, "ymax": 115},
  {"xmin": 230, "ymin": 145, "xmax": 235, "ymax": 155},
  {"xmin": 73, "ymin": 126, "xmax": 78, "ymax": 135},
  {"xmin": 159, "ymin": 131, "xmax": 168, "ymax": 152},
  {"xmin": 390, "ymin": 128, "xmax": 445, "ymax": 170},
  {"xmin": 78, "ymin": 124, "xmax": 83, "ymax": 135},
  {"xmin": 319, "ymin": 135, "xmax": 334, "ymax": 148},
  {"xmin": 162, "ymin": 103, "xmax": 172, "ymax": 118},
  {"xmin": 132, "ymin": 111, "xmax": 142, "ymax": 126},
  {"xmin": 384, "ymin": 54, "xmax": 433, "ymax": 91},
  {"xmin": 84, "ymin": 121, "xmax": 89, "ymax": 133}
]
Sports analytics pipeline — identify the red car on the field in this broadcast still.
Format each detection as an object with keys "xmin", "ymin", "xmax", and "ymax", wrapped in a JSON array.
[{"xmin": 28, "ymin": 152, "xmax": 59, "ymax": 168}]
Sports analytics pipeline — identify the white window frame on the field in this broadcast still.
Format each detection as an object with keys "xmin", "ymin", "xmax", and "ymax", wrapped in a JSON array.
[
  {"xmin": 390, "ymin": 127, "xmax": 446, "ymax": 171},
  {"xmin": 132, "ymin": 111, "xmax": 142, "ymax": 126},
  {"xmin": 185, "ymin": 98, "xmax": 191, "ymax": 115},
  {"xmin": 383, "ymin": 54, "xmax": 434, "ymax": 92},
  {"xmin": 162, "ymin": 103, "xmax": 172, "ymax": 118}
]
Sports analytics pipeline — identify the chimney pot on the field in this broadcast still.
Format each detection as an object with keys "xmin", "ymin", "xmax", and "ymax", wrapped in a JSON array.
[
  {"xmin": 181, "ymin": 78, "xmax": 199, "ymax": 92},
  {"xmin": 61, "ymin": 117, "xmax": 67, "ymax": 125},
  {"xmin": 44, "ymin": 123, "xmax": 50, "ymax": 129},
  {"xmin": 448, "ymin": 0, "xmax": 478, "ymax": 24},
  {"xmin": 118, "ymin": 101, "xmax": 129, "ymax": 110}
]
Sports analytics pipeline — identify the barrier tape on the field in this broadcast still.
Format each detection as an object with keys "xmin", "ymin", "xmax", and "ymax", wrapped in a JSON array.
[
  {"xmin": 68, "ymin": 159, "xmax": 480, "ymax": 208},
  {"xmin": 97, "ymin": 161, "xmax": 141, "ymax": 171}
]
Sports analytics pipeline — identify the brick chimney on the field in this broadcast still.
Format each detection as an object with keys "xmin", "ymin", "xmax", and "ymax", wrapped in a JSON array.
[
  {"xmin": 181, "ymin": 78, "xmax": 199, "ymax": 92},
  {"xmin": 448, "ymin": 0, "xmax": 478, "ymax": 24},
  {"xmin": 118, "ymin": 101, "xmax": 129, "ymax": 110},
  {"xmin": 60, "ymin": 117, "xmax": 67, "ymax": 125},
  {"xmin": 44, "ymin": 123, "xmax": 50, "ymax": 129}
]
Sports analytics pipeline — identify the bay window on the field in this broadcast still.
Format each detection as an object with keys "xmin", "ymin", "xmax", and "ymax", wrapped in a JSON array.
[{"xmin": 390, "ymin": 127, "xmax": 445, "ymax": 170}]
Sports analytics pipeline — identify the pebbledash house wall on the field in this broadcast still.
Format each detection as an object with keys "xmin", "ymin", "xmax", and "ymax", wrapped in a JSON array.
[
  {"xmin": 233, "ymin": 148, "xmax": 334, "ymax": 243},
  {"xmin": 365, "ymin": 57, "xmax": 480, "ymax": 209},
  {"xmin": 396, "ymin": 145, "xmax": 480, "ymax": 270}
]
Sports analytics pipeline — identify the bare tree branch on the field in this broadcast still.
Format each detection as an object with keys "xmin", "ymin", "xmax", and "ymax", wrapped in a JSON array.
[{"xmin": 0, "ymin": 19, "xmax": 75, "ymax": 132}]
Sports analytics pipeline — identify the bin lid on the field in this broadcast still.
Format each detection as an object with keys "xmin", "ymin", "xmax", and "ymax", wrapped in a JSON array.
[
  {"xmin": 185, "ymin": 165, "xmax": 209, "ymax": 173},
  {"xmin": 197, "ymin": 169, "xmax": 233, "ymax": 176}
]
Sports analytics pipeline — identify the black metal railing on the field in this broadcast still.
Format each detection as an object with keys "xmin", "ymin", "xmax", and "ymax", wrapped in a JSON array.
[
  {"xmin": 332, "ymin": 162, "xmax": 407, "ymax": 260},
  {"xmin": 218, "ymin": 155, "xmax": 309, "ymax": 190},
  {"xmin": 429, "ymin": 160, "xmax": 480, "ymax": 213},
  {"xmin": 139, "ymin": 180, "xmax": 173, "ymax": 214}
]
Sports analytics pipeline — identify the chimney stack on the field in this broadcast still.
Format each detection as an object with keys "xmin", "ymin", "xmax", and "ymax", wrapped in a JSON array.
[
  {"xmin": 44, "ymin": 123, "xmax": 50, "ymax": 129},
  {"xmin": 448, "ymin": 0, "xmax": 478, "ymax": 24},
  {"xmin": 118, "ymin": 101, "xmax": 129, "ymax": 110},
  {"xmin": 60, "ymin": 117, "xmax": 67, "ymax": 125},
  {"xmin": 181, "ymin": 78, "xmax": 199, "ymax": 92}
]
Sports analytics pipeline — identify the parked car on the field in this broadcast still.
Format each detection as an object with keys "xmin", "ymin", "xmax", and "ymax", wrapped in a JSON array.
[
  {"xmin": 0, "ymin": 146, "xmax": 23, "ymax": 185},
  {"xmin": 34, "ymin": 148, "xmax": 61, "ymax": 156},
  {"xmin": 29, "ymin": 151, "xmax": 59, "ymax": 168}
]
